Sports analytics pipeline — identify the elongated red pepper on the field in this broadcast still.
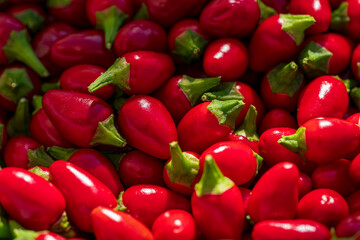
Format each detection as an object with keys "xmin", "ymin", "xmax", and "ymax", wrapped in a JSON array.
[
  {"xmin": 0, "ymin": 13, "xmax": 48, "ymax": 77},
  {"xmin": 247, "ymin": 162, "xmax": 299, "ymax": 222},
  {"xmin": 0, "ymin": 167, "xmax": 65, "ymax": 231},
  {"xmin": 278, "ymin": 118, "xmax": 360, "ymax": 163},
  {"xmin": 191, "ymin": 155, "xmax": 244, "ymax": 239},
  {"xmin": 118, "ymin": 95, "xmax": 177, "ymax": 159},
  {"xmin": 88, "ymin": 51, "xmax": 174, "ymax": 95},
  {"xmin": 49, "ymin": 160, "xmax": 117, "ymax": 232},
  {"xmin": 249, "ymin": 14, "xmax": 315, "ymax": 72},
  {"xmin": 86, "ymin": 0, "xmax": 132, "ymax": 49},
  {"xmin": 7, "ymin": 4, "xmax": 45, "ymax": 34},
  {"xmin": 91, "ymin": 206, "xmax": 154, "ymax": 240},
  {"xmin": 122, "ymin": 184, "xmax": 190, "ymax": 227},
  {"xmin": 259, "ymin": 109, "xmax": 298, "ymax": 134},
  {"xmin": 252, "ymin": 219, "xmax": 331, "ymax": 240},
  {"xmin": 50, "ymin": 30, "xmax": 117, "ymax": 69},
  {"xmin": 42, "ymin": 89, "xmax": 126, "ymax": 148}
]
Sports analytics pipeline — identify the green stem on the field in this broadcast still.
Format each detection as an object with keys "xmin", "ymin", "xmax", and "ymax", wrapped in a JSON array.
[
  {"xmin": 178, "ymin": 75, "xmax": 221, "ymax": 106},
  {"xmin": 90, "ymin": 114, "xmax": 127, "ymax": 147},
  {"xmin": 0, "ymin": 217, "xmax": 11, "ymax": 239},
  {"xmin": 96, "ymin": 6, "xmax": 128, "ymax": 49},
  {"xmin": 194, "ymin": 155, "xmax": 234, "ymax": 197},
  {"xmin": 50, "ymin": 212, "xmax": 76, "ymax": 238},
  {"xmin": 280, "ymin": 14, "xmax": 315, "ymax": 46},
  {"xmin": 277, "ymin": 127, "xmax": 307, "ymax": 162},
  {"xmin": 88, "ymin": 57, "xmax": 130, "ymax": 92},
  {"xmin": 47, "ymin": 0, "xmax": 71, "ymax": 7},
  {"xmin": 47, "ymin": 146, "xmax": 77, "ymax": 161},
  {"xmin": 13, "ymin": 9, "xmax": 45, "ymax": 34},
  {"xmin": 234, "ymin": 105, "xmax": 259, "ymax": 142},
  {"xmin": 2, "ymin": 30, "xmax": 49, "ymax": 77},
  {"xmin": 338, "ymin": 77, "xmax": 358, "ymax": 93},
  {"xmin": 28, "ymin": 146, "xmax": 54, "ymax": 168},
  {"xmin": 254, "ymin": 152, "xmax": 263, "ymax": 176},
  {"xmin": 6, "ymin": 98, "xmax": 30, "ymax": 137},
  {"xmin": 258, "ymin": 0, "xmax": 277, "ymax": 22},
  {"xmin": 165, "ymin": 141, "xmax": 199, "ymax": 188},
  {"xmin": 28, "ymin": 166, "xmax": 50, "ymax": 181},
  {"xmin": 207, "ymin": 99, "xmax": 245, "ymax": 129},
  {"xmin": 351, "ymin": 87, "xmax": 360, "ymax": 111},
  {"xmin": 101, "ymin": 151, "xmax": 125, "ymax": 170},
  {"xmin": 133, "ymin": 3, "xmax": 149, "ymax": 20},
  {"xmin": 32, "ymin": 95, "xmax": 42, "ymax": 115},
  {"xmin": 41, "ymin": 81, "xmax": 60, "ymax": 92},
  {"xmin": 114, "ymin": 191, "xmax": 127, "ymax": 212},
  {"xmin": 330, "ymin": 2, "xmax": 350, "ymax": 32},
  {"xmin": 9, "ymin": 220, "xmax": 39, "ymax": 240},
  {"xmin": 201, "ymin": 82, "xmax": 244, "ymax": 102}
]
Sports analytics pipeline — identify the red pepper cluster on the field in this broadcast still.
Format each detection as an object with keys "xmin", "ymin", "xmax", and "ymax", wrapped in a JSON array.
[{"xmin": 0, "ymin": 0, "xmax": 360, "ymax": 239}]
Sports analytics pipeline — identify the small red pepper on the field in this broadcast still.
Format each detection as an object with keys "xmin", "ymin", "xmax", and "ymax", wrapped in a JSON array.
[
  {"xmin": 335, "ymin": 211, "xmax": 360, "ymax": 239},
  {"xmin": 4, "ymin": 136, "xmax": 41, "ymax": 168},
  {"xmin": 298, "ymin": 172, "xmax": 312, "ymax": 199},
  {"xmin": 351, "ymin": 44, "xmax": 360, "ymax": 82},
  {"xmin": 259, "ymin": 109, "xmax": 298, "ymax": 135},
  {"xmin": 347, "ymin": 190, "xmax": 360, "ymax": 214},
  {"xmin": 349, "ymin": 153, "xmax": 360, "ymax": 182}
]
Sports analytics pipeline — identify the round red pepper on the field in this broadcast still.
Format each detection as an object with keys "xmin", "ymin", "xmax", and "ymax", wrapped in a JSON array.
[{"xmin": 259, "ymin": 109, "xmax": 298, "ymax": 135}]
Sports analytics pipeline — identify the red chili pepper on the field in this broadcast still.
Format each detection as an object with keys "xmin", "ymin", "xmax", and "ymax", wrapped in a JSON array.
[
  {"xmin": 259, "ymin": 109, "xmax": 298, "ymax": 135},
  {"xmin": 114, "ymin": 19, "xmax": 167, "ymax": 57},
  {"xmin": 7, "ymin": 4, "xmax": 46, "ymax": 34},
  {"xmin": 168, "ymin": 19, "xmax": 209, "ymax": 64},
  {"xmin": 32, "ymin": 22, "xmax": 76, "ymax": 77},
  {"xmin": 177, "ymin": 100, "xmax": 244, "ymax": 154},
  {"xmin": 118, "ymin": 150, "xmax": 165, "ymax": 187},
  {"xmin": 298, "ymin": 172, "xmax": 312, "ymax": 199},
  {"xmin": 349, "ymin": 153, "xmax": 360, "ymax": 182},
  {"xmin": 0, "ymin": 13, "xmax": 49, "ymax": 77},
  {"xmin": 297, "ymin": 188, "xmax": 349, "ymax": 227},
  {"xmin": 299, "ymin": 34, "xmax": 353, "ymax": 78},
  {"xmin": 86, "ymin": 0, "xmax": 132, "ymax": 49},
  {"xmin": 260, "ymin": 61, "xmax": 306, "ymax": 112},
  {"xmin": 191, "ymin": 155, "xmax": 244, "ymax": 239},
  {"xmin": 247, "ymin": 162, "xmax": 299, "ymax": 222},
  {"xmin": 0, "ymin": 167, "xmax": 65, "ymax": 231},
  {"xmin": 278, "ymin": 118, "xmax": 360, "ymax": 163},
  {"xmin": 331, "ymin": 0, "xmax": 360, "ymax": 41},
  {"xmin": 347, "ymin": 190, "xmax": 360, "ymax": 214},
  {"xmin": 288, "ymin": 0, "xmax": 331, "ymax": 34},
  {"xmin": 154, "ymin": 75, "xmax": 221, "ymax": 123},
  {"xmin": 312, "ymin": 158, "xmax": 358, "ymax": 197},
  {"xmin": 88, "ymin": 51, "xmax": 174, "ymax": 95},
  {"xmin": 335, "ymin": 211, "xmax": 360, "ymax": 238},
  {"xmin": 91, "ymin": 206, "xmax": 154, "ymax": 240},
  {"xmin": 47, "ymin": 0, "xmax": 90, "ymax": 28},
  {"xmin": 203, "ymin": 38, "xmax": 248, "ymax": 81},
  {"xmin": 42, "ymin": 89, "xmax": 126, "ymax": 148},
  {"xmin": 117, "ymin": 95, "xmax": 177, "ymax": 159},
  {"xmin": 252, "ymin": 219, "xmax": 331, "ymax": 240},
  {"xmin": 249, "ymin": 14, "xmax": 315, "ymax": 72},
  {"xmin": 4, "ymin": 136, "xmax": 40, "ymax": 168},
  {"xmin": 0, "ymin": 65, "xmax": 41, "ymax": 112},
  {"xmin": 49, "ymin": 160, "xmax": 117, "ymax": 232},
  {"xmin": 163, "ymin": 141, "xmax": 200, "ymax": 196},
  {"xmin": 59, "ymin": 64, "xmax": 115, "ymax": 100},
  {"xmin": 351, "ymin": 44, "xmax": 360, "ymax": 82},
  {"xmin": 199, "ymin": 141, "xmax": 259, "ymax": 185},
  {"xmin": 50, "ymin": 30, "xmax": 117, "ymax": 69},
  {"xmin": 152, "ymin": 210, "xmax": 197, "ymax": 240},
  {"xmin": 199, "ymin": 0, "xmax": 260, "ymax": 38},
  {"xmin": 122, "ymin": 184, "xmax": 190, "ymax": 227}
]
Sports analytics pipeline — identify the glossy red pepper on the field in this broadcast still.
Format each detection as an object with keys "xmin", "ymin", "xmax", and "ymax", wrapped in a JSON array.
[
  {"xmin": 252, "ymin": 219, "xmax": 331, "ymax": 240},
  {"xmin": 260, "ymin": 61, "xmax": 306, "ymax": 112},
  {"xmin": 86, "ymin": 0, "xmax": 132, "ymax": 49},
  {"xmin": 312, "ymin": 158, "xmax": 358, "ymax": 197},
  {"xmin": 114, "ymin": 19, "xmax": 167, "ymax": 57},
  {"xmin": 88, "ymin": 51, "xmax": 174, "ymax": 95},
  {"xmin": 47, "ymin": 0, "xmax": 90, "ymax": 28},
  {"xmin": 50, "ymin": 30, "xmax": 117, "ymax": 69},
  {"xmin": 0, "ymin": 65, "xmax": 41, "ymax": 112},
  {"xmin": 298, "ymin": 172, "xmax": 312, "ymax": 199},
  {"xmin": 43, "ymin": 89, "xmax": 126, "ymax": 148},
  {"xmin": 297, "ymin": 188, "xmax": 349, "ymax": 227},
  {"xmin": 199, "ymin": 0, "xmax": 260, "ymax": 38},
  {"xmin": 279, "ymin": 118, "xmax": 360, "ymax": 163},
  {"xmin": 203, "ymin": 38, "xmax": 248, "ymax": 81},
  {"xmin": 299, "ymin": 34, "xmax": 353, "ymax": 78},
  {"xmin": 349, "ymin": 153, "xmax": 360, "ymax": 182},
  {"xmin": 49, "ymin": 160, "xmax": 117, "ymax": 232},
  {"xmin": 7, "ymin": 4, "xmax": 46, "ymax": 34},
  {"xmin": 0, "ymin": 167, "xmax": 65, "ymax": 231},
  {"xmin": 335, "ymin": 211, "xmax": 360, "ymax": 238},
  {"xmin": 163, "ymin": 141, "xmax": 200, "ymax": 196},
  {"xmin": 249, "ymin": 14, "xmax": 315, "ymax": 72},
  {"xmin": 118, "ymin": 150, "xmax": 165, "ymax": 187},
  {"xmin": 199, "ymin": 141, "xmax": 258, "ymax": 185},
  {"xmin": 288, "ymin": 0, "xmax": 331, "ymax": 34},
  {"xmin": 122, "ymin": 184, "xmax": 190, "ymax": 227},
  {"xmin": 32, "ymin": 22, "xmax": 75, "ymax": 77},
  {"xmin": 91, "ymin": 206, "xmax": 154, "ymax": 240},
  {"xmin": 168, "ymin": 19, "xmax": 209, "ymax": 64},
  {"xmin": 154, "ymin": 75, "xmax": 221, "ymax": 123},
  {"xmin": 118, "ymin": 95, "xmax": 177, "ymax": 159},
  {"xmin": 4, "ymin": 136, "xmax": 40, "ymax": 168},
  {"xmin": 152, "ymin": 210, "xmax": 197, "ymax": 240},
  {"xmin": 59, "ymin": 64, "xmax": 115, "ymax": 100},
  {"xmin": 177, "ymin": 100, "xmax": 244, "ymax": 154},
  {"xmin": 259, "ymin": 109, "xmax": 298, "ymax": 135},
  {"xmin": 191, "ymin": 156, "xmax": 244, "ymax": 239},
  {"xmin": 331, "ymin": 0, "xmax": 360, "ymax": 41},
  {"xmin": 0, "ymin": 13, "xmax": 48, "ymax": 77}
]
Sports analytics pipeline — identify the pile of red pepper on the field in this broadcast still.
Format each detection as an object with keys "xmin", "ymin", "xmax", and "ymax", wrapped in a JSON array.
[{"xmin": 0, "ymin": 0, "xmax": 360, "ymax": 239}]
